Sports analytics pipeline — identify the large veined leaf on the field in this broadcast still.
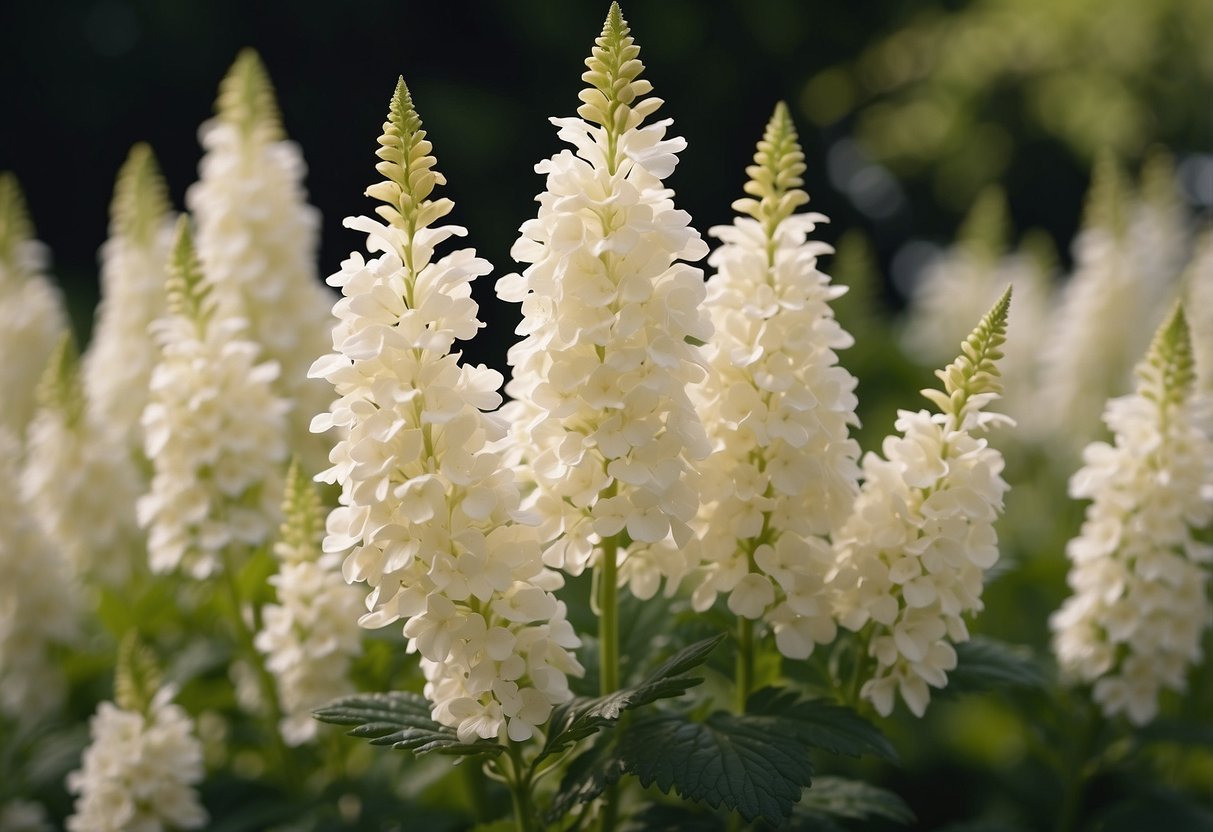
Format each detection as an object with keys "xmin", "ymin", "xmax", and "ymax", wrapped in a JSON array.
[
  {"xmin": 618, "ymin": 711, "xmax": 815, "ymax": 824},
  {"xmin": 945, "ymin": 637, "xmax": 1049, "ymax": 694},
  {"xmin": 313, "ymin": 690, "xmax": 503, "ymax": 757},
  {"xmin": 746, "ymin": 687, "xmax": 898, "ymax": 761}
]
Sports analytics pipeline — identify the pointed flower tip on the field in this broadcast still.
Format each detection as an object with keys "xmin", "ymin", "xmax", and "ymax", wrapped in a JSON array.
[
  {"xmin": 115, "ymin": 632, "xmax": 163, "ymax": 714},
  {"xmin": 0, "ymin": 171, "xmax": 33, "ymax": 262},
  {"xmin": 217, "ymin": 47, "xmax": 283, "ymax": 141},
  {"xmin": 167, "ymin": 215, "xmax": 211, "ymax": 323},
  {"xmin": 37, "ymin": 332, "xmax": 82, "ymax": 416},
  {"xmin": 1084, "ymin": 149, "xmax": 1129, "ymax": 237},
  {"xmin": 112, "ymin": 142, "xmax": 171, "ymax": 243},
  {"xmin": 1141, "ymin": 302, "xmax": 1195, "ymax": 401},
  {"xmin": 960, "ymin": 185, "xmax": 1009, "ymax": 263}
]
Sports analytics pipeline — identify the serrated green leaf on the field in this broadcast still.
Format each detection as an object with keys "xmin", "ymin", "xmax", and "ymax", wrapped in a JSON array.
[
  {"xmin": 313, "ymin": 691, "xmax": 503, "ymax": 757},
  {"xmin": 537, "ymin": 634, "xmax": 725, "ymax": 765},
  {"xmin": 946, "ymin": 637, "xmax": 1048, "ymax": 695},
  {"xmin": 746, "ymin": 687, "xmax": 898, "ymax": 762},
  {"xmin": 618, "ymin": 712, "xmax": 814, "ymax": 824},
  {"xmin": 795, "ymin": 776, "xmax": 914, "ymax": 825}
]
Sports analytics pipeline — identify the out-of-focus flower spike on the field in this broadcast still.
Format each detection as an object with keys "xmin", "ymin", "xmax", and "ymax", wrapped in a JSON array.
[
  {"xmin": 35, "ymin": 334, "xmax": 84, "ymax": 429},
  {"xmin": 165, "ymin": 216, "xmax": 213, "ymax": 330},
  {"xmin": 216, "ymin": 48, "xmax": 284, "ymax": 143},
  {"xmin": 110, "ymin": 143, "xmax": 172, "ymax": 246},
  {"xmin": 114, "ymin": 633, "xmax": 163, "ymax": 716},
  {"xmin": 957, "ymin": 185, "xmax": 1009, "ymax": 267},
  {"xmin": 0, "ymin": 172, "xmax": 33, "ymax": 265},
  {"xmin": 1082, "ymin": 149, "xmax": 1129, "ymax": 240}
]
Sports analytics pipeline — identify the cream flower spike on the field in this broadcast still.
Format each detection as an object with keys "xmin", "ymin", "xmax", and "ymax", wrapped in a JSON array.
[
  {"xmin": 187, "ymin": 49, "xmax": 335, "ymax": 474},
  {"xmin": 23, "ymin": 335, "xmax": 141, "ymax": 584},
  {"xmin": 831, "ymin": 289, "xmax": 1012, "ymax": 717},
  {"xmin": 83, "ymin": 143, "xmax": 176, "ymax": 457},
  {"xmin": 498, "ymin": 3, "xmax": 710, "ymax": 591},
  {"xmin": 67, "ymin": 636, "xmax": 207, "ymax": 832},
  {"xmin": 313, "ymin": 80, "xmax": 582, "ymax": 745},
  {"xmin": 255, "ymin": 459, "xmax": 362, "ymax": 745},
  {"xmin": 0, "ymin": 173, "xmax": 68, "ymax": 436},
  {"xmin": 1051, "ymin": 305, "xmax": 1213, "ymax": 725},
  {"xmin": 138, "ymin": 218, "xmax": 288, "ymax": 579},
  {"xmin": 689, "ymin": 102, "xmax": 861, "ymax": 660}
]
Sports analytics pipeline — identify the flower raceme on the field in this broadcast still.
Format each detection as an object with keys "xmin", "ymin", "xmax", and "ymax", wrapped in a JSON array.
[
  {"xmin": 689, "ymin": 102, "xmax": 861, "ymax": 660},
  {"xmin": 1051, "ymin": 306, "xmax": 1213, "ymax": 725},
  {"xmin": 255, "ymin": 460, "xmax": 364, "ymax": 746},
  {"xmin": 137, "ymin": 218, "xmax": 289, "ymax": 579},
  {"xmin": 831, "ymin": 289, "xmax": 1013, "ymax": 717},
  {"xmin": 312, "ymin": 79, "xmax": 582, "ymax": 744},
  {"xmin": 186, "ymin": 49, "xmax": 336, "ymax": 473},
  {"xmin": 496, "ymin": 3, "xmax": 712, "ymax": 595}
]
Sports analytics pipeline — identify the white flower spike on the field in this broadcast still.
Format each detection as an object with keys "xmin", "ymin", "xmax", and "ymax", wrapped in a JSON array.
[
  {"xmin": 312, "ymin": 79, "xmax": 582, "ymax": 744},
  {"xmin": 497, "ymin": 3, "xmax": 711, "ymax": 596},
  {"xmin": 1051, "ymin": 305, "xmax": 1213, "ymax": 725},
  {"xmin": 832, "ymin": 288, "xmax": 1013, "ymax": 717},
  {"xmin": 138, "ymin": 217, "xmax": 289, "ymax": 579},
  {"xmin": 689, "ymin": 101, "xmax": 861, "ymax": 660},
  {"xmin": 187, "ymin": 49, "xmax": 336, "ymax": 473}
]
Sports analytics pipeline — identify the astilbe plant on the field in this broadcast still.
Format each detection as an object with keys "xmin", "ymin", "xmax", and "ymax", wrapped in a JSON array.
[
  {"xmin": 1051, "ymin": 305, "xmax": 1213, "ymax": 724},
  {"xmin": 688, "ymin": 101, "xmax": 860, "ymax": 679}
]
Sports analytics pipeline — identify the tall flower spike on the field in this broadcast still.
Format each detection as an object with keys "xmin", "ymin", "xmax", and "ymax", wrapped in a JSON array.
[
  {"xmin": 312, "ymin": 80, "xmax": 582, "ymax": 744},
  {"xmin": 0, "ymin": 426, "xmax": 77, "ymax": 721},
  {"xmin": 1031, "ymin": 150, "xmax": 1178, "ymax": 451},
  {"xmin": 831, "ymin": 289, "xmax": 1012, "ymax": 717},
  {"xmin": 688, "ymin": 102, "xmax": 861, "ymax": 660},
  {"xmin": 67, "ymin": 641, "xmax": 207, "ymax": 832},
  {"xmin": 137, "ymin": 217, "xmax": 289, "ymax": 579},
  {"xmin": 497, "ymin": 4, "xmax": 710, "ymax": 594},
  {"xmin": 0, "ymin": 173, "xmax": 68, "ymax": 436},
  {"xmin": 83, "ymin": 143, "xmax": 177, "ymax": 458},
  {"xmin": 255, "ymin": 458, "xmax": 363, "ymax": 745},
  {"xmin": 187, "ymin": 49, "xmax": 336, "ymax": 474},
  {"xmin": 22, "ymin": 334, "xmax": 141, "ymax": 584},
  {"xmin": 1051, "ymin": 305, "xmax": 1213, "ymax": 725}
]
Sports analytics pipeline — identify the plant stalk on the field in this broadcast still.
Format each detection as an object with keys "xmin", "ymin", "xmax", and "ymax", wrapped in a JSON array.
[{"xmin": 597, "ymin": 534, "xmax": 621, "ymax": 831}]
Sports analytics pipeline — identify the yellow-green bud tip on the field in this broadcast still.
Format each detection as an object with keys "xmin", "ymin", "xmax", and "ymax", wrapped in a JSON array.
[
  {"xmin": 1139, "ymin": 303, "xmax": 1194, "ymax": 406},
  {"xmin": 217, "ymin": 48, "xmax": 284, "ymax": 142},
  {"xmin": 111, "ymin": 143, "xmax": 172, "ymax": 245},
  {"xmin": 0, "ymin": 172, "xmax": 33, "ymax": 267}
]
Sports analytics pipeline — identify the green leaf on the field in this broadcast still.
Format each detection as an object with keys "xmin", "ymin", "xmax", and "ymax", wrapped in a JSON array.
[
  {"xmin": 945, "ymin": 637, "xmax": 1048, "ymax": 695},
  {"xmin": 537, "ymin": 634, "xmax": 725, "ymax": 765},
  {"xmin": 795, "ymin": 776, "xmax": 914, "ymax": 825},
  {"xmin": 1093, "ymin": 794, "xmax": 1213, "ymax": 832},
  {"xmin": 545, "ymin": 740, "xmax": 625, "ymax": 824},
  {"xmin": 746, "ymin": 687, "xmax": 898, "ymax": 762},
  {"xmin": 618, "ymin": 711, "xmax": 814, "ymax": 824},
  {"xmin": 313, "ymin": 691, "xmax": 503, "ymax": 757}
]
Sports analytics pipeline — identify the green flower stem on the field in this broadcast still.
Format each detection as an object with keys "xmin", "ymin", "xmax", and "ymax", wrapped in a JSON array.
[
  {"xmin": 597, "ymin": 531, "xmax": 622, "ymax": 832},
  {"xmin": 505, "ymin": 743, "xmax": 538, "ymax": 832},
  {"xmin": 218, "ymin": 544, "xmax": 296, "ymax": 788},
  {"xmin": 736, "ymin": 616, "xmax": 754, "ymax": 715}
]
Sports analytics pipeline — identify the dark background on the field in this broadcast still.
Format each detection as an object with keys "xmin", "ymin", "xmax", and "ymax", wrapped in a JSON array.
[{"xmin": 1, "ymin": 0, "xmax": 1210, "ymax": 373}]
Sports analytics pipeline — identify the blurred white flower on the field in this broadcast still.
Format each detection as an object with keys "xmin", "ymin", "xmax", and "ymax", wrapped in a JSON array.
[
  {"xmin": 83, "ymin": 143, "xmax": 176, "ymax": 457},
  {"xmin": 497, "ymin": 6, "xmax": 710, "ymax": 596},
  {"xmin": 255, "ymin": 461, "xmax": 364, "ymax": 745},
  {"xmin": 67, "ymin": 687, "xmax": 207, "ymax": 832},
  {"xmin": 0, "ymin": 428, "xmax": 77, "ymax": 721},
  {"xmin": 1051, "ymin": 306, "xmax": 1213, "ymax": 725},
  {"xmin": 187, "ymin": 49, "xmax": 336, "ymax": 473},
  {"xmin": 22, "ymin": 338, "xmax": 142, "ymax": 585},
  {"xmin": 137, "ymin": 219, "xmax": 289, "ymax": 579},
  {"xmin": 313, "ymin": 80, "xmax": 582, "ymax": 744},
  {"xmin": 688, "ymin": 102, "xmax": 860, "ymax": 660},
  {"xmin": 832, "ymin": 291, "xmax": 1012, "ymax": 716},
  {"xmin": 0, "ymin": 174, "xmax": 68, "ymax": 437}
]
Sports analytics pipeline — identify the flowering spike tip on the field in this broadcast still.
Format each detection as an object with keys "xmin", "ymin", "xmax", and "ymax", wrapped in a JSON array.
[
  {"xmin": 1138, "ymin": 303, "xmax": 1194, "ymax": 409},
  {"xmin": 216, "ymin": 48, "xmax": 283, "ymax": 142},
  {"xmin": 0, "ymin": 172, "xmax": 33, "ymax": 268},
  {"xmin": 111, "ymin": 143, "xmax": 171, "ymax": 245},
  {"xmin": 922, "ymin": 285, "xmax": 1011, "ymax": 423},
  {"xmin": 732, "ymin": 100, "xmax": 810, "ymax": 232},
  {"xmin": 114, "ymin": 632, "xmax": 162, "ymax": 715},
  {"xmin": 166, "ymin": 216, "xmax": 212, "ymax": 329},
  {"xmin": 367, "ymin": 78, "xmax": 452, "ymax": 232}
]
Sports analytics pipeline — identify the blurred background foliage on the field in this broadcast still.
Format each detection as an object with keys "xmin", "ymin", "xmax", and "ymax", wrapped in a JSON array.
[{"xmin": 2, "ymin": 0, "xmax": 1212, "ymax": 829}]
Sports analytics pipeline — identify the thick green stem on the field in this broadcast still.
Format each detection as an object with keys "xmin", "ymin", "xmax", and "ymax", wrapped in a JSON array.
[
  {"xmin": 736, "ymin": 616, "xmax": 754, "ymax": 714},
  {"xmin": 506, "ymin": 744, "xmax": 538, "ymax": 832}
]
